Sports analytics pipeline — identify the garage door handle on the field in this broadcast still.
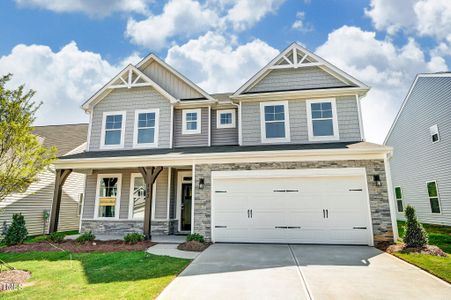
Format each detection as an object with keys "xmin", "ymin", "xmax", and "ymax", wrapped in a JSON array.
[
  {"xmin": 353, "ymin": 226, "xmax": 367, "ymax": 230},
  {"xmin": 215, "ymin": 225, "xmax": 227, "ymax": 228},
  {"xmin": 287, "ymin": 226, "xmax": 301, "ymax": 229},
  {"xmin": 275, "ymin": 226, "xmax": 288, "ymax": 229}
]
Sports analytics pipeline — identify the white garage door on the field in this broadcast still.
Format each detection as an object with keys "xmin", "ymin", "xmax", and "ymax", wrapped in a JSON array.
[{"xmin": 212, "ymin": 169, "xmax": 373, "ymax": 245}]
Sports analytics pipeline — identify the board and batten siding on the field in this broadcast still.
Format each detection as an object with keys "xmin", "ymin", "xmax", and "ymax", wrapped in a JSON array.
[
  {"xmin": 247, "ymin": 67, "xmax": 350, "ymax": 93},
  {"xmin": 82, "ymin": 168, "xmax": 169, "ymax": 221},
  {"xmin": 173, "ymin": 108, "xmax": 209, "ymax": 147},
  {"xmin": 386, "ymin": 76, "xmax": 451, "ymax": 225},
  {"xmin": 89, "ymin": 87, "xmax": 171, "ymax": 151},
  {"xmin": 0, "ymin": 167, "xmax": 84, "ymax": 236},
  {"xmin": 140, "ymin": 61, "xmax": 203, "ymax": 99},
  {"xmin": 241, "ymin": 96, "xmax": 362, "ymax": 145},
  {"xmin": 211, "ymin": 109, "xmax": 239, "ymax": 146}
]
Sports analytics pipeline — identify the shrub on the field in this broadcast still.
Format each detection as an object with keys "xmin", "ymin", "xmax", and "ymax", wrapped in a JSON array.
[
  {"xmin": 124, "ymin": 233, "xmax": 145, "ymax": 244},
  {"xmin": 75, "ymin": 231, "xmax": 95, "ymax": 244},
  {"xmin": 4, "ymin": 213, "xmax": 28, "ymax": 246},
  {"xmin": 48, "ymin": 232, "xmax": 65, "ymax": 243},
  {"xmin": 404, "ymin": 205, "xmax": 428, "ymax": 248},
  {"xmin": 186, "ymin": 233, "xmax": 205, "ymax": 243}
]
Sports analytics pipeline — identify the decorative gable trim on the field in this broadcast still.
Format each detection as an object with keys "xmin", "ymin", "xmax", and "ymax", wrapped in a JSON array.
[
  {"xmin": 82, "ymin": 64, "xmax": 177, "ymax": 111},
  {"xmin": 137, "ymin": 53, "xmax": 216, "ymax": 102},
  {"xmin": 233, "ymin": 42, "xmax": 369, "ymax": 97}
]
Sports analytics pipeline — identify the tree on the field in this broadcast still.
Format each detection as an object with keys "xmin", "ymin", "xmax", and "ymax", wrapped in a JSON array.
[
  {"xmin": 0, "ymin": 74, "xmax": 56, "ymax": 201},
  {"xmin": 404, "ymin": 205, "xmax": 428, "ymax": 248},
  {"xmin": 4, "ymin": 213, "xmax": 28, "ymax": 245}
]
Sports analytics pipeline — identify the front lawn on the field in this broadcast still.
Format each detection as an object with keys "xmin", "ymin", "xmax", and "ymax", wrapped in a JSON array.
[
  {"xmin": 0, "ymin": 251, "xmax": 190, "ymax": 299},
  {"xmin": 395, "ymin": 221, "xmax": 450, "ymax": 283}
]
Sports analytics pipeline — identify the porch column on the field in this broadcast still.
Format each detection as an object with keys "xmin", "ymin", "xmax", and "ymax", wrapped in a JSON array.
[
  {"xmin": 139, "ymin": 166, "xmax": 163, "ymax": 240},
  {"xmin": 49, "ymin": 169, "xmax": 72, "ymax": 233}
]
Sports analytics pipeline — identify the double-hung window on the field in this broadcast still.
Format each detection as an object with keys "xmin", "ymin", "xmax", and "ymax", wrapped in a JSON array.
[
  {"xmin": 101, "ymin": 111, "xmax": 126, "ymax": 148},
  {"xmin": 182, "ymin": 109, "xmax": 201, "ymax": 134},
  {"xmin": 129, "ymin": 174, "xmax": 146, "ymax": 219},
  {"xmin": 306, "ymin": 99, "xmax": 339, "ymax": 141},
  {"xmin": 95, "ymin": 174, "xmax": 121, "ymax": 219},
  {"xmin": 427, "ymin": 181, "xmax": 441, "ymax": 213},
  {"xmin": 394, "ymin": 187, "xmax": 404, "ymax": 212},
  {"xmin": 217, "ymin": 109, "xmax": 236, "ymax": 128},
  {"xmin": 260, "ymin": 101, "xmax": 290, "ymax": 143},
  {"xmin": 134, "ymin": 109, "xmax": 159, "ymax": 147}
]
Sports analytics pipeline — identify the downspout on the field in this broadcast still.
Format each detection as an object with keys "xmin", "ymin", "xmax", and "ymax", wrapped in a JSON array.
[
  {"xmin": 208, "ymin": 106, "xmax": 211, "ymax": 147},
  {"xmin": 231, "ymin": 102, "xmax": 242, "ymax": 145},
  {"xmin": 169, "ymin": 104, "xmax": 174, "ymax": 148},
  {"xmin": 384, "ymin": 152, "xmax": 399, "ymax": 241}
]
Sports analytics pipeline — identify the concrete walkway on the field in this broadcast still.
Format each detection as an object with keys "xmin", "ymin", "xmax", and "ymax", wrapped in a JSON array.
[
  {"xmin": 158, "ymin": 244, "xmax": 451, "ymax": 300},
  {"xmin": 147, "ymin": 244, "xmax": 200, "ymax": 259}
]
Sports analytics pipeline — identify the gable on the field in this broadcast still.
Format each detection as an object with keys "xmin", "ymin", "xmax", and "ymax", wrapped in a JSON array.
[{"xmin": 235, "ymin": 43, "xmax": 367, "ymax": 96}]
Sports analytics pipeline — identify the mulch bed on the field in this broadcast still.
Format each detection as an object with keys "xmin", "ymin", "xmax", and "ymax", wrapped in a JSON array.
[
  {"xmin": 177, "ymin": 241, "xmax": 210, "ymax": 252},
  {"xmin": 0, "ymin": 270, "xmax": 31, "ymax": 291},
  {"xmin": 386, "ymin": 243, "xmax": 448, "ymax": 257},
  {"xmin": 0, "ymin": 240, "xmax": 156, "ymax": 253}
]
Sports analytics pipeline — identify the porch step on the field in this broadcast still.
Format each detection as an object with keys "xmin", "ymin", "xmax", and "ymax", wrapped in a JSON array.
[{"xmin": 151, "ymin": 235, "xmax": 187, "ymax": 244}]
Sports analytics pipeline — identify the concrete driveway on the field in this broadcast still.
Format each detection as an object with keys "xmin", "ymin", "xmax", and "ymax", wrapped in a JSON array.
[{"xmin": 158, "ymin": 244, "xmax": 450, "ymax": 300}]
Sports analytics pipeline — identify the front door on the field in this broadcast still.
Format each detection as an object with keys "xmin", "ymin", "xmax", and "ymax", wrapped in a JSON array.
[{"xmin": 181, "ymin": 183, "xmax": 192, "ymax": 231}]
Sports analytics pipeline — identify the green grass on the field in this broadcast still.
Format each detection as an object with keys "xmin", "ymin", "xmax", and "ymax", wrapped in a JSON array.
[
  {"xmin": 0, "ymin": 251, "xmax": 190, "ymax": 299},
  {"xmin": 1, "ymin": 230, "xmax": 79, "ymax": 247},
  {"xmin": 395, "ymin": 221, "xmax": 451, "ymax": 283}
]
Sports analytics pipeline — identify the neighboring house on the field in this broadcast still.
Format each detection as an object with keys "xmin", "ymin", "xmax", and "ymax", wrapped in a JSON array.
[
  {"xmin": 0, "ymin": 124, "xmax": 88, "ymax": 236},
  {"xmin": 385, "ymin": 73, "xmax": 451, "ymax": 226},
  {"xmin": 52, "ymin": 43, "xmax": 396, "ymax": 246}
]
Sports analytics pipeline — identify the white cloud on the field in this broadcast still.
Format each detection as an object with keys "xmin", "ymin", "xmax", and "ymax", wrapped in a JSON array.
[
  {"xmin": 316, "ymin": 26, "xmax": 448, "ymax": 143},
  {"xmin": 0, "ymin": 42, "xmax": 133, "ymax": 125},
  {"xmin": 365, "ymin": 0, "xmax": 451, "ymax": 41},
  {"xmin": 291, "ymin": 11, "xmax": 313, "ymax": 32},
  {"xmin": 15, "ymin": 0, "xmax": 152, "ymax": 17},
  {"xmin": 126, "ymin": 0, "xmax": 220, "ymax": 49},
  {"xmin": 165, "ymin": 32, "xmax": 278, "ymax": 92}
]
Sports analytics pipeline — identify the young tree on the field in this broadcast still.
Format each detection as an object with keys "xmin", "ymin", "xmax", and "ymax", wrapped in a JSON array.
[
  {"xmin": 0, "ymin": 74, "xmax": 56, "ymax": 201},
  {"xmin": 404, "ymin": 205, "xmax": 428, "ymax": 248},
  {"xmin": 4, "ymin": 213, "xmax": 28, "ymax": 245}
]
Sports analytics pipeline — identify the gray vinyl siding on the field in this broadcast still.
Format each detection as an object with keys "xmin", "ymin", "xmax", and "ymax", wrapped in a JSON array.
[
  {"xmin": 173, "ymin": 108, "xmax": 209, "ymax": 147},
  {"xmin": 89, "ymin": 87, "xmax": 171, "ymax": 151},
  {"xmin": 0, "ymin": 167, "xmax": 84, "ymax": 236},
  {"xmin": 241, "ymin": 96, "xmax": 362, "ymax": 145},
  {"xmin": 82, "ymin": 168, "xmax": 169, "ymax": 221},
  {"xmin": 247, "ymin": 67, "xmax": 350, "ymax": 93},
  {"xmin": 141, "ymin": 61, "xmax": 203, "ymax": 99},
  {"xmin": 386, "ymin": 76, "xmax": 451, "ymax": 225},
  {"xmin": 211, "ymin": 109, "xmax": 239, "ymax": 146}
]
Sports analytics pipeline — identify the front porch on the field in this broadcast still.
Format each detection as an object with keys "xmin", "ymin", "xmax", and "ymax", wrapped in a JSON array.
[{"xmin": 51, "ymin": 165, "xmax": 195, "ymax": 239}]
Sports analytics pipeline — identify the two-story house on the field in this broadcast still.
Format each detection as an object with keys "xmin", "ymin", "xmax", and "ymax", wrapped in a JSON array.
[
  {"xmin": 385, "ymin": 73, "xmax": 451, "ymax": 226},
  {"xmin": 49, "ymin": 43, "xmax": 396, "ymax": 247}
]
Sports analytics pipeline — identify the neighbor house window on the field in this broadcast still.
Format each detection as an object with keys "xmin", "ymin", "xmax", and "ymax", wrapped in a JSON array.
[
  {"xmin": 95, "ymin": 175, "xmax": 121, "ymax": 219},
  {"xmin": 427, "ymin": 181, "xmax": 441, "ymax": 213},
  {"xmin": 430, "ymin": 124, "xmax": 440, "ymax": 143},
  {"xmin": 133, "ymin": 109, "xmax": 159, "ymax": 147},
  {"xmin": 217, "ymin": 109, "xmax": 236, "ymax": 128},
  {"xmin": 260, "ymin": 101, "xmax": 290, "ymax": 143},
  {"xmin": 306, "ymin": 99, "xmax": 339, "ymax": 141},
  {"xmin": 129, "ymin": 174, "xmax": 146, "ymax": 219},
  {"xmin": 182, "ymin": 109, "xmax": 201, "ymax": 134},
  {"xmin": 101, "ymin": 111, "xmax": 126, "ymax": 148},
  {"xmin": 394, "ymin": 187, "xmax": 404, "ymax": 212}
]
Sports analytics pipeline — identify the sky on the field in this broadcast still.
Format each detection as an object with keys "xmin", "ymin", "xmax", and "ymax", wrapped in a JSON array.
[{"xmin": 0, "ymin": 0, "xmax": 450, "ymax": 143}]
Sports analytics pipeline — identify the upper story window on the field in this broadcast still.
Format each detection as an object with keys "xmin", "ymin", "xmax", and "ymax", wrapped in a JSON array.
[
  {"xmin": 306, "ymin": 98, "xmax": 339, "ymax": 141},
  {"xmin": 182, "ymin": 109, "xmax": 201, "ymax": 134},
  {"xmin": 217, "ymin": 109, "xmax": 236, "ymax": 129},
  {"xmin": 427, "ymin": 181, "xmax": 441, "ymax": 214},
  {"xmin": 430, "ymin": 124, "xmax": 440, "ymax": 143},
  {"xmin": 101, "ymin": 111, "xmax": 126, "ymax": 149},
  {"xmin": 95, "ymin": 174, "xmax": 121, "ymax": 219},
  {"xmin": 133, "ymin": 109, "xmax": 159, "ymax": 147},
  {"xmin": 394, "ymin": 187, "xmax": 404, "ymax": 212},
  {"xmin": 260, "ymin": 101, "xmax": 290, "ymax": 143}
]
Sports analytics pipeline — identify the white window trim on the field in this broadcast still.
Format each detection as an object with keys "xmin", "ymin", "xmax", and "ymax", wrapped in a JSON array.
[
  {"xmin": 100, "ymin": 111, "xmax": 126, "ymax": 149},
  {"xmin": 306, "ymin": 98, "xmax": 339, "ymax": 141},
  {"xmin": 133, "ymin": 109, "xmax": 159, "ymax": 148},
  {"xmin": 182, "ymin": 108, "xmax": 202, "ymax": 135},
  {"xmin": 394, "ymin": 186, "xmax": 404, "ymax": 213},
  {"xmin": 216, "ymin": 109, "xmax": 236, "ymax": 129},
  {"xmin": 94, "ymin": 173, "xmax": 122, "ymax": 220},
  {"xmin": 430, "ymin": 124, "xmax": 440, "ymax": 143},
  {"xmin": 260, "ymin": 101, "xmax": 291, "ymax": 143},
  {"xmin": 128, "ymin": 173, "xmax": 159, "ymax": 220},
  {"xmin": 426, "ymin": 180, "xmax": 442, "ymax": 214}
]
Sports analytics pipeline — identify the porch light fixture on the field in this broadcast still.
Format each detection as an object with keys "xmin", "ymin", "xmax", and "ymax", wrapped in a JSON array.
[
  {"xmin": 373, "ymin": 175, "xmax": 382, "ymax": 187},
  {"xmin": 199, "ymin": 178, "xmax": 205, "ymax": 189}
]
